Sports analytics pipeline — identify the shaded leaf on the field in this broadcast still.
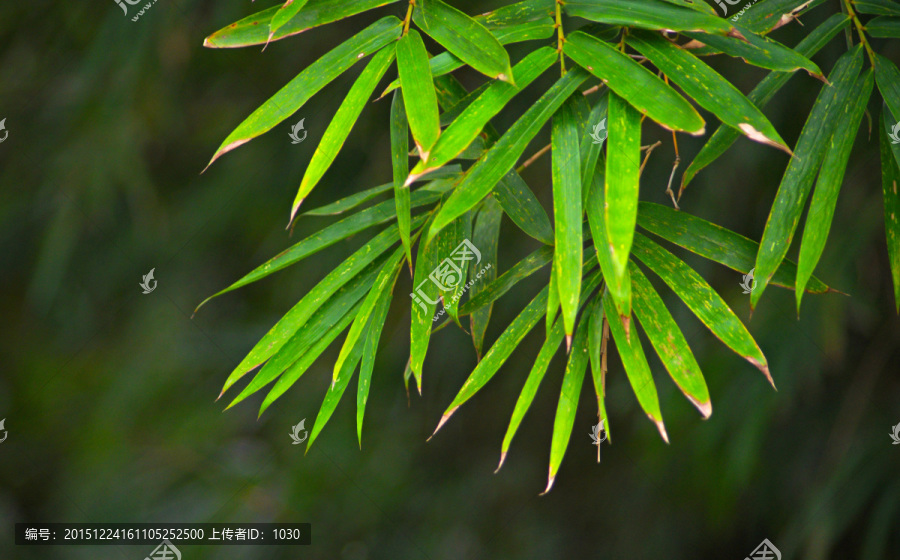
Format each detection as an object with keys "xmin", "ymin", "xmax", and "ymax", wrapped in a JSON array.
[
  {"xmin": 564, "ymin": 0, "xmax": 733, "ymax": 34},
  {"xmin": 605, "ymin": 92, "xmax": 642, "ymax": 287},
  {"xmin": 459, "ymin": 245, "xmax": 554, "ymax": 317},
  {"xmin": 587, "ymin": 171, "xmax": 632, "ymax": 318},
  {"xmin": 874, "ymin": 54, "xmax": 900, "ymax": 127},
  {"xmin": 493, "ymin": 170, "xmax": 556, "ymax": 245},
  {"xmin": 867, "ymin": 16, "xmax": 900, "ymax": 37},
  {"xmin": 880, "ymin": 107, "xmax": 900, "ymax": 312},
  {"xmin": 470, "ymin": 197, "xmax": 503, "ymax": 357},
  {"xmin": 357, "ymin": 270, "xmax": 397, "ymax": 445},
  {"xmin": 737, "ymin": 0, "xmax": 826, "ymax": 34},
  {"xmin": 391, "ymin": 90, "xmax": 413, "ymax": 265},
  {"xmin": 855, "ymin": 0, "xmax": 900, "ymax": 15}
]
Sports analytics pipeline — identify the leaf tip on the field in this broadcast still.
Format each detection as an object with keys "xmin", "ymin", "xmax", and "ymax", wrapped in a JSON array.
[
  {"xmin": 427, "ymin": 407, "xmax": 457, "ymax": 440},
  {"xmin": 654, "ymin": 418, "xmax": 669, "ymax": 444},
  {"xmin": 494, "ymin": 451, "xmax": 507, "ymax": 473},
  {"xmin": 540, "ymin": 470, "xmax": 555, "ymax": 495}
]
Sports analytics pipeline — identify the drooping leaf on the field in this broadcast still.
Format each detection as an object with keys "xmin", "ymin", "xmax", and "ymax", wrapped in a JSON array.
[
  {"xmin": 681, "ymin": 13, "xmax": 849, "ymax": 189},
  {"xmin": 205, "ymin": 16, "xmax": 402, "ymax": 167},
  {"xmin": 874, "ymin": 54, "xmax": 900, "ymax": 126},
  {"xmin": 552, "ymin": 96, "xmax": 584, "ymax": 338},
  {"xmin": 586, "ymin": 295, "xmax": 609, "ymax": 446},
  {"xmin": 428, "ymin": 68, "xmax": 590, "ymax": 239},
  {"xmin": 204, "ymin": 0, "xmax": 400, "ymax": 49},
  {"xmin": 410, "ymin": 212, "xmax": 443, "ymax": 391},
  {"xmin": 459, "ymin": 245, "xmax": 554, "ymax": 317},
  {"xmin": 413, "ymin": 0, "xmax": 514, "ymax": 82},
  {"xmin": 752, "ymin": 46, "xmax": 863, "ymax": 308},
  {"xmin": 795, "ymin": 70, "xmax": 873, "ymax": 309},
  {"xmin": 397, "ymin": 29, "xmax": 441, "ymax": 158},
  {"xmin": 880, "ymin": 107, "xmax": 900, "ymax": 313},
  {"xmin": 291, "ymin": 47, "xmax": 396, "ymax": 222},
  {"xmin": 563, "ymin": 31, "xmax": 705, "ymax": 135},
  {"xmin": 267, "ymin": 0, "xmax": 312, "ymax": 45},
  {"xmin": 605, "ymin": 92, "xmax": 642, "ymax": 287},
  {"xmin": 546, "ymin": 258, "xmax": 561, "ymax": 336},
  {"xmin": 357, "ymin": 269, "xmax": 397, "ymax": 445},
  {"xmin": 586, "ymin": 171, "xmax": 632, "ymax": 318},
  {"xmin": 636, "ymin": 201, "xmax": 831, "ymax": 293},
  {"xmin": 391, "ymin": 90, "xmax": 413, "ymax": 265},
  {"xmin": 631, "ymin": 233, "xmax": 772, "ymax": 384},
  {"xmin": 493, "ymin": 170, "xmax": 556, "ymax": 245},
  {"xmin": 469, "ymin": 197, "xmax": 503, "ymax": 358},
  {"xmin": 564, "ymin": 0, "xmax": 733, "ymax": 35},
  {"xmin": 628, "ymin": 30, "xmax": 789, "ymax": 153},
  {"xmin": 579, "ymin": 92, "xmax": 609, "ymax": 202},
  {"xmin": 629, "ymin": 263, "xmax": 711, "ymax": 418}
]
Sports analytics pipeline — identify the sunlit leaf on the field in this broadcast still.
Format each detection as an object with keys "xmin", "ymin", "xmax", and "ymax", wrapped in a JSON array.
[
  {"xmin": 391, "ymin": 90, "xmax": 413, "ymax": 265},
  {"xmin": 565, "ymin": 0, "xmax": 733, "ymax": 34},
  {"xmin": 357, "ymin": 272, "xmax": 397, "ymax": 445},
  {"xmin": 605, "ymin": 92, "xmax": 642, "ymax": 287},
  {"xmin": 397, "ymin": 29, "xmax": 441, "ymax": 158}
]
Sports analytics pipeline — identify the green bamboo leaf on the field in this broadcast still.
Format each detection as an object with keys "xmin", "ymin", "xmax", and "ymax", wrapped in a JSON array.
[
  {"xmin": 333, "ymin": 247, "xmax": 406, "ymax": 381},
  {"xmin": 565, "ymin": 0, "xmax": 734, "ymax": 34},
  {"xmin": 397, "ymin": 30, "xmax": 441, "ymax": 158},
  {"xmin": 631, "ymin": 233, "xmax": 773, "ymax": 384},
  {"xmin": 629, "ymin": 263, "xmax": 711, "ymax": 418},
  {"xmin": 357, "ymin": 277, "xmax": 395, "ymax": 445},
  {"xmin": 220, "ymin": 216, "xmax": 426, "ymax": 396},
  {"xmin": 752, "ymin": 46, "xmax": 863, "ymax": 308},
  {"xmin": 267, "ymin": 0, "xmax": 311, "ymax": 46},
  {"xmin": 196, "ymin": 190, "xmax": 441, "ymax": 311},
  {"xmin": 459, "ymin": 245, "xmax": 554, "ymax": 317},
  {"xmin": 391, "ymin": 90, "xmax": 413, "ymax": 266},
  {"xmin": 478, "ymin": 0, "xmax": 556, "ymax": 26},
  {"xmin": 867, "ymin": 16, "xmax": 900, "ymax": 37},
  {"xmin": 636, "ymin": 201, "xmax": 831, "ymax": 293},
  {"xmin": 552, "ymin": 96, "xmax": 584, "ymax": 338},
  {"xmin": 410, "ymin": 211, "xmax": 442, "ymax": 392},
  {"xmin": 681, "ymin": 13, "xmax": 849, "ymax": 189},
  {"xmin": 587, "ymin": 295, "xmax": 610, "ymax": 447},
  {"xmin": 659, "ymin": 0, "xmax": 718, "ymax": 15},
  {"xmin": 587, "ymin": 170, "xmax": 632, "ymax": 318},
  {"xmin": 579, "ymin": 93, "xmax": 609, "ymax": 202},
  {"xmin": 414, "ymin": 0, "xmax": 514, "ymax": 83},
  {"xmin": 795, "ymin": 70, "xmax": 873, "ymax": 309},
  {"xmin": 205, "ymin": 17, "xmax": 401, "ymax": 168},
  {"xmin": 880, "ymin": 107, "xmax": 900, "ymax": 313},
  {"xmin": 440, "ymin": 213, "xmax": 473, "ymax": 325},
  {"xmin": 855, "ymin": 0, "xmax": 900, "ymax": 15},
  {"xmin": 226, "ymin": 263, "xmax": 379, "ymax": 410},
  {"xmin": 470, "ymin": 197, "xmax": 503, "ymax": 358},
  {"xmin": 409, "ymin": 47, "xmax": 556, "ymax": 180},
  {"xmin": 428, "ymin": 68, "xmax": 590, "ymax": 239},
  {"xmin": 874, "ymin": 54, "xmax": 900, "ymax": 126},
  {"xmin": 203, "ymin": 0, "xmax": 399, "ymax": 49},
  {"xmin": 602, "ymin": 290, "xmax": 668, "ymax": 442},
  {"xmin": 291, "ymin": 47, "xmax": 395, "ymax": 222},
  {"xmin": 493, "ymin": 171, "xmax": 556, "ymax": 245},
  {"xmin": 628, "ymin": 30, "xmax": 789, "ymax": 154},
  {"xmin": 544, "ymin": 304, "xmax": 593, "ymax": 494},
  {"xmin": 498, "ymin": 270, "xmax": 603, "ymax": 470},
  {"xmin": 546, "ymin": 258, "xmax": 561, "ymax": 335},
  {"xmin": 563, "ymin": 32, "xmax": 706, "ymax": 135},
  {"xmin": 736, "ymin": 0, "xmax": 827, "ymax": 34},
  {"xmin": 683, "ymin": 25, "xmax": 823, "ymax": 79},
  {"xmin": 605, "ymin": 92, "xmax": 642, "ymax": 287}
]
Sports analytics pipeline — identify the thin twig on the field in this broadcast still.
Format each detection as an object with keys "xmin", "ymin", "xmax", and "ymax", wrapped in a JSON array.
[
  {"xmin": 516, "ymin": 142, "xmax": 552, "ymax": 174},
  {"xmin": 667, "ymin": 130, "xmax": 681, "ymax": 209}
]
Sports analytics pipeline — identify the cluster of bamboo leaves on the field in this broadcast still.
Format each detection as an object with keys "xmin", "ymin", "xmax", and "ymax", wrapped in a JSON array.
[{"xmin": 197, "ymin": 0, "xmax": 900, "ymax": 490}]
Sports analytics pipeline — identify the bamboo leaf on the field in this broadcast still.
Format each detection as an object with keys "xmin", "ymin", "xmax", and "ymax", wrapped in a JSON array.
[
  {"xmin": 291, "ymin": 47, "xmax": 396, "ymax": 222},
  {"xmin": 493, "ymin": 171, "xmax": 556, "ymax": 245},
  {"xmin": 563, "ymin": 32, "xmax": 706, "ymax": 135},
  {"xmin": 629, "ymin": 262, "xmax": 711, "ymax": 418},
  {"xmin": 587, "ymin": 171, "xmax": 632, "ymax": 318},
  {"xmin": 605, "ymin": 92, "xmax": 642, "ymax": 287},
  {"xmin": 410, "ymin": 212, "xmax": 442, "ymax": 391},
  {"xmin": 470, "ymin": 197, "xmax": 503, "ymax": 358},
  {"xmin": 206, "ymin": 17, "xmax": 401, "ymax": 167},
  {"xmin": 587, "ymin": 295, "xmax": 609, "ymax": 445},
  {"xmin": 874, "ymin": 54, "xmax": 900, "ymax": 126},
  {"xmin": 459, "ymin": 245, "xmax": 554, "ymax": 317},
  {"xmin": 552, "ymin": 96, "xmax": 584, "ymax": 337},
  {"xmin": 564, "ymin": 0, "xmax": 734, "ymax": 34},
  {"xmin": 636, "ymin": 201, "xmax": 831, "ymax": 293},
  {"xmin": 628, "ymin": 30, "xmax": 789, "ymax": 153},
  {"xmin": 357, "ymin": 277, "xmax": 396, "ymax": 445},
  {"xmin": 544, "ymin": 303, "xmax": 593, "ymax": 493},
  {"xmin": 795, "ymin": 70, "xmax": 873, "ymax": 309},
  {"xmin": 428, "ymin": 68, "xmax": 590, "ymax": 239},
  {"xmin": 602, "ymin": 290, "xmax": 668, "ymax": 442},
  {"xmin": 867, "ymin": 16, "xmax": 900, "ymax": 37},
  {"xmin": 547, "ymin": 258, "xmax": 561, "ymax": 336},
  {"xmin": 268, "ymin": 0, "xmax": 312, "ymax": 45},
  {"xmin": 391, "ymin": 90, "xmax": 413, "ymax": 265},
  {"xmin": 579, "ymin": 93, "xmax": 609, "ymax": 202},
  {"xmin": 752, "ymin": 46, "xmax": 863, "ymax": 308},
  {"xmin": 632, "ymin": 233, "xmax": 773, "ymax": 384},
  {"xmin": 855, "ymin": 0, "xmax": 900, "ymax": 15},
  {"xmin": 736, "ymin": 0, "xmax": 827, "ymax": 34},
  {"xmin": 880, "ymin": 107, "xmax": 900, "ymax": 313},
  {"xmin": 414, "ymin": 0, "xmax": 515, "ymax": 82},
  {"xmin": 204, "ymin": 0, "xmax": 400, "ymax": 49},
  {"xmin": 397, "ymin": 30, "xmax": 441, "ymax": 158}
]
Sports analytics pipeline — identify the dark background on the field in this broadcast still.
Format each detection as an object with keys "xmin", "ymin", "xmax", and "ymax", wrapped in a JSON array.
[{"xmin": 1, "ymin": 1, "xmax": 899, "ymax": 558}]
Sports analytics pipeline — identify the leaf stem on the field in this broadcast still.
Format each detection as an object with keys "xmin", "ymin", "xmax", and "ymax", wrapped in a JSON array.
[
  {"xmin": 844, "ymin": 0, "xmax": 876, "ymax": 66},
  {"xmin": 555, "ymin": 0, "xmax": 566, "ymax": 75},
  {"xmin": 402, "ymin": 0, "xmax": 415, "ymax": 35}
]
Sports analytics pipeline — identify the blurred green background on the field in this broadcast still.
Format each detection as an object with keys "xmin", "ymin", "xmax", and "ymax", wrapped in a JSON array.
[{"xmin": 1, "ymin": 1, "xmax": 899, "ymax": 559}]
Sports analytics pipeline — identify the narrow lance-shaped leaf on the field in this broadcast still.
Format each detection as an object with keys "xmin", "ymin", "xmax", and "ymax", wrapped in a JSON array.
[
  {"xmin": 587, "ymin": 295, "xmax": 610, "ymax": 450},
  {"xmin": 459, "ymin": 245, "xmax": 554, "ymax": 317},
  {"xmin": 391, "ymin": 89, "xmax": 413, "ymax": 267},
  {"xmin": 627, "ymin": 30, "xmax": 790, "ymax": 153},
  {"xmin": 546, "ymin": 258, "xmax": 560, "ymax": 336},
  {"xmin": 564, "ymin": 0, "xmax": 734, "ymax": 35},
  {"xmin": 602, "ymin": 290, "xmax": 668, "ymax": 443},
  {"xmin": 795, "ymin": 70, "xmax": 873, "ymax": 309},
  {"xmin": 880, "ymin": 108, "xmax": 900, "ymax": 313},
  {"xmin": 855, "ymin": 0, "xmax": 900, "ymax": 15},
  {"xmin": 291, "ymin": 47, "xmax": 396, "ymax": 223},
  {"xmin": 587, "ymin": 171, "xmax": 632, "ymax": 319},
  {"xmin": 867, "ymin": 16, "xmax": 900, "ymax": 38},
  {"xmin": 605, "ymin": 92, "xmax": 642, "ymax": 288},
  {"xmin": 267, "ymin": 0, "xmax": 312, "ymax": 46},
  {"xmin": 205, "ymin": 16, "xmax": 402, "ymax": 168},
  {"xmin": 428, "ymin": 68, "xmax": 590, "ymax": 239},
  {"xmin": 632, "ymin": 233, "xmax": 773, "ymax": 385},
  {"xmin": 494, "ymin": 170, "xmax": 555, "ymax": 245},
  {"xmin": 357, "ymin": 275, "xmax": 396, "ymax": 445},
  {"xmin": 410, "ymin": 212, "xmax": 442, "ymax": 391},
  {"xmin": 413, "ymin": 0, "xmax": 514, "ymax": 82},
  {"xmin": 737, "ymin": 0, "xmax": 826, "ymax": 34},
  {"xmin": 470, "ymin": 197, "xmax": 502, "ymax": 358},
  {"xmin": 563, "ymin": 32, "xmax": 705, "ymax": 136},
  {"xmin": 629, "ymin": 262, "xmax": 711, "ymax": 418},
  {"xmin": 752, "ymin": 46, "xmax": 863, "ymax": 308},
  {"xmin": 397, "ymin": 30, "xmax": 441, "ymax": 158},
  {"xmin": 544, "ymin": 304, "xmax": 593, "ymax": 494},
  {"xmin": 439, "ymin": 212, "xmax": 472, "ymax": 326},
  {"xmin": 874, "ymin": 54, "xmax": 900, "ymax": 128},
  {"xmin": 580, "ymin": 92, "xmax": 609, "ymax": 202}
]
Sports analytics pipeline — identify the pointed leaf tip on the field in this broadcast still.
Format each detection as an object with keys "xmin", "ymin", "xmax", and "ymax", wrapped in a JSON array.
[
  {"xmin": 540, "ymin": 471, "xmax": 555, "ymax": 495},
  {"xmin": 494, "ymin": 451, "xmax": 507, "ymax": 473},
  {"xmin": 655, "ymin": 418, "xmax": 669, "ymax": 444},
  {"xmin": 428, "ymin": 407, "xmax": 458, "ymax": 440}
]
